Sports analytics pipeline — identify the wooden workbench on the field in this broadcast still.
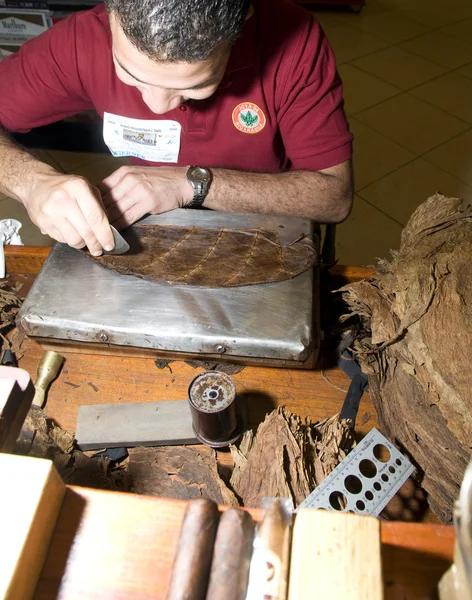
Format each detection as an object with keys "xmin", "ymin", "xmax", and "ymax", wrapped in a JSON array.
[
  {"xmin": 4, "ymin": 247, "xmax": 455, "ymax": 599},
  {"xmin": 6, "ymin": 246, "xmax": 378, "ymax": 438}
]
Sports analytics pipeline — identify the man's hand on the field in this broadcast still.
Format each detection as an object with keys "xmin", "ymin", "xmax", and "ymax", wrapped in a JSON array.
[
  {"xmin": 24, "ymin": 171, "xmax": 115, "ymax": 256},
  {"xmin": 100, "ymin": 166, "xmax": 192, "ymax": 230}
]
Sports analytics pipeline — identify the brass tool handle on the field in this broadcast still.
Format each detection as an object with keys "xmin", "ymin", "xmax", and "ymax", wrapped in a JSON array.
[{"xmin": 32, "ymin": 351, "xmax": 64, "ymax": 408}]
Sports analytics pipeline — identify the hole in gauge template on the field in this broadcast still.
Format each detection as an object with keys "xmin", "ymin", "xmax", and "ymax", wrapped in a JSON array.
[
  {"xmin": 396, "ymin": 458, "xmax": 402, "ymax": 466},
  {"xmin": 373, "ymin": 482, "xmax": 381, "ymax": 491},
  {"xmin": 365, "ymin": 490, "xmax": 374, "ymax": 501},
  {"xmin": 329, "ymin": 491, "xmax": 348, "ymax": 511},
  {"xmin": 389, "ymin": 466, "xmax": 396, "ymax": 474},
  {"xmin": 344, "ymin": 475, "xmax": 363, "ymax": 494},
  {"xmin": 373, "ymin": 443, "xmax": 391, "ymax": 463},
  {"xmin": 356, "ymin": 500, "xmax": 366, "ymax": 511},
  {"xmin": 359, "ymin": 459, "xmax": 377, "ymax": 478},
  {"xmin": 381, "ymin": 474, "xmax": 389, "ymax": 482}
]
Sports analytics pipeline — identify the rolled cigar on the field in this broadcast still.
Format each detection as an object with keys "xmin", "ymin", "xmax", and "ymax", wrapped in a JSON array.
[
  {"xmin": 206, "ymin": 508, "xmax": 256, "ymax": 600},
  {"xmin": 166, "ymin": 498, "xmax": 220, "ymax": 600}
]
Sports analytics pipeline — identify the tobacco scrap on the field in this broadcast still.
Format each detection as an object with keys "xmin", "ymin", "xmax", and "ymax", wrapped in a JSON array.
[
  {"xmin": 85, "ymin": 223, "xmax": 317, "ymax": 287},
  {"xmin": 230, "ymin": 406, "xmax": 355, "ymax": 508},
  {"xmin": 0, "ymin": 280, "xmax": 24, "ymax": 354},
  {"xmin": 128, "ymin": 445, "xmax": 239, "ymax": 506},
  {"xmin": 184, "ymin": 360, "xmax": 245, "ymax": 375},
  {"xmin": 341, "ymin": 193, "xmax": 472, "ymax": 523},
  {"xmin": 15, "ymin": 406, "xmax": 130, "ymax": 491}
]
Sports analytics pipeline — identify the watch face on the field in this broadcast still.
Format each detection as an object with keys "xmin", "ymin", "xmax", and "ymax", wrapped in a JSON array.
[{"xmin": 189, "ymin": 166, "xmax": 210, "ymax": 184}]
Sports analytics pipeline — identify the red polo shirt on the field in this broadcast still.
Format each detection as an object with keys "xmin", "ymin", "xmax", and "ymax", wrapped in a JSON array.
[{"xmin": 0, "ymin": 0, "xmax": 352, "ymax": 172}]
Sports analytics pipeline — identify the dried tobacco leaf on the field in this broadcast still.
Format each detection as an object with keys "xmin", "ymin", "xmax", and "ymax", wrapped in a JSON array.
[
  {"xmin": 341, "ymin": 193, "xmax": 472, "ymax": 523},
  {"xmin": 128, "ymin": 446, "xmax": 239, "ymax": 506},
  {"xmin": 86, "ymin": 224, "xmax": 317, "ymax": 287},
  {"xmin": 229, "ymin": 407, "xmax": 355, "ymax": 508}
]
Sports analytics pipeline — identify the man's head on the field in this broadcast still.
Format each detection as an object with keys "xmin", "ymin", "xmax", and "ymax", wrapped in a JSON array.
[
  {"xmin": 106, "ymin": 0, "xmax": 250, "ymax": 62},
  {"xmin": 105, "ymin": 0, "xmax": 250, "ymax": 114}
]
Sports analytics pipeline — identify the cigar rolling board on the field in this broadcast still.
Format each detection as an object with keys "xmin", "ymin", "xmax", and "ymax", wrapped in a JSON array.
[{"xmin": 18, "ymin": 210, "xmax": 320, "ymax": 368}]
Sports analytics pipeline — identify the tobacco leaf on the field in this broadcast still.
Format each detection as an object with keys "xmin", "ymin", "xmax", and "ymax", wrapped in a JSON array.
[
  {"xmin": 0, "ymin": 281, "xmax": 23, "ymax": 347},
  {"xmin": 341, "ymin": 193, "xmax": 472, "ymax": 523},
  {"xmin": 229, "ymin": 407, "xmax": 355, "ymax": 508},
  {"xmin": 86, "ymin": 224, "xmax": 317, "ymax": 287},
  {"xmin": 127, "ymin": 445, "xmax": 239, "ymax": 506}
]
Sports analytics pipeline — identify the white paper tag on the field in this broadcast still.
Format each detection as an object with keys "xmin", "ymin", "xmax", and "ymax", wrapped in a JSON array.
[{"xmin": 103, "ymin": 112, "xmax": 181, "ymax": 163}]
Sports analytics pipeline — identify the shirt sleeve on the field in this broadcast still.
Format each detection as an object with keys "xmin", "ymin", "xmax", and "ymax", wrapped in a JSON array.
[
  {"xmin": 277, "ymin": 19, "xmax": 352, "ymax": 172},
  {"xmin": 0, "ymin": 13, "xmax": 94, "ymax": 133}
]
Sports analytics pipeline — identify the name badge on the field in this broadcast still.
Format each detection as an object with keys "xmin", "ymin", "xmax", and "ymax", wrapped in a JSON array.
[{"xmin": 103, "ymin": 112, "xmax": 181, "ymax": 163}]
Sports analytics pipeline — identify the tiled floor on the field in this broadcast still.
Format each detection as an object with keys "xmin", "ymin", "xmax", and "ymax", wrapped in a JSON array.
[{"xmin": 1, "ymin": 0, "xmax": 472, "ymax": 265}]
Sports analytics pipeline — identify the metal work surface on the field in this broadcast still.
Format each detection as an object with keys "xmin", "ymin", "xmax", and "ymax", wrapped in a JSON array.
[
  {"xmin": 18, "ymin": 210, "xmax": 317, "ymax": 362},
  {"xmin": 297, "ymin": 429, "xmax": 415, "ymax": 516}
]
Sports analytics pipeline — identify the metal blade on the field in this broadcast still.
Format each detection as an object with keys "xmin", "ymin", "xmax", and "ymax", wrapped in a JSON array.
[{"xmin": 104, "ymin": 225, "xmax": 130, "ymax": 255}]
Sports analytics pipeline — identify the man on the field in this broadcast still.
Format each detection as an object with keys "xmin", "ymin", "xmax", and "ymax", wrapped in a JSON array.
[{"xmin": 0, "ymin": 0, "xmax": 353, "ymax": 256}]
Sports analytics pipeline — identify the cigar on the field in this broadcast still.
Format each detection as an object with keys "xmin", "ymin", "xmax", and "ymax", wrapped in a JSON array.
[
  {"xmin": 166, "ymin": 498, "xmax": 220, "ymax": 600},
  {"xmin": 206, "ymin": 508, "xmax": 256, "ymax": 600}
]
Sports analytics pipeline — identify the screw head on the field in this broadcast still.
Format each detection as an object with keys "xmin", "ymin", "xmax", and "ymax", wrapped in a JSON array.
[
  {"xmin": 100, "ymin": 333, "xmax": 109, "ymax": 342},
  {"xmin": 216, "ymin": 345, "xmax": 226, "ymax": 354}
]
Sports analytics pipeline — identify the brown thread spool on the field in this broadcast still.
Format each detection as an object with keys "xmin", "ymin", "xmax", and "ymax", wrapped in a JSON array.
[{"xmin": 187, "ymin": 371, "xmax": 240, "ymax": 448}]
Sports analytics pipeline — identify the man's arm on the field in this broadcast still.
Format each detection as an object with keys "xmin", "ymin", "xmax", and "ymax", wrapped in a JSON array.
[
  {"xmin": 100, "ymin": 159, "xmax": 353, "ymax": 229},
  {"xmin": 205, "ymin": 160, "xmax": 353, "ymax": 223},
  {"xmin": 0, "ymin": 126, "xmax": 114, "ymax": 255}
]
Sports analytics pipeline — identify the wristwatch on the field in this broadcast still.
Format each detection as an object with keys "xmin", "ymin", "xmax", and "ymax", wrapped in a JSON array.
[{"xmin": 186, "ymin": 166, "xmax": 212, "ymax": 208}]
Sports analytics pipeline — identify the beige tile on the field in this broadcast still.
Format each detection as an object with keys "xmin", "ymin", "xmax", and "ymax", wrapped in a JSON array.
[
  {"xmin": 441, "ymin": 17, "xmax": 472, "ymax": 45},
  {"xmin": 410, "ymin": 72, "xmax": 472, "ymax": 124},
  {"xmin": 374, "ymin": 0, "xmax": 416, "ymax": 7},
  {"xmin": 0, "ymin": 196, "xmax": 55, "ymax": 246},
  {"xmin": 47, "ymin": 150, "xmax": 112, "ymax": 173},
  {"xmin": 398, "ymin": 0, "xmax": 472, "ymax": 29},
  {"xmin": 355, "ymin": 0, "xmax": 412, "ymax": 13},
  {"xmin": 355, "ymin": 93, "xmax": 469, "ymax": 154},
  {"xmin": 347, "ymin": 9, "xmax": 428, "ymax": 44},
  {"xmin": 458, "ymin": 63, "xmax": 472, "ymax": 80},
  {"xmin": 310, "ymin": 10, "xmax": 348, "ymax": 31},
  {"xmin": 349, "ymin": 117, "xmax": 416, "ymax": 191},
  {"xmin": 72, "ymin": 156, "xmax": 130, "ymax": 185},
  {"xmin": 424, "ymin": 129, "xmax": 472, "ymax": 187},
  {"xmin": 338, "ymin": 64, "xmax": 400, "ymax": 115},
  {"xmin": 336, "ymin": 195, "xmax": 402, "ymax": 266},
  {"xmin": 351, "ymin": 46, "xmax": 446, "ymax": 91},
  {"xmin": 324, "ymin": 24, "xmax": 389, "ymax": 65},
  {"xmin": 400, "ymin": 31, "xmax": 472, "ymax": 69},
  {"xmin": 358, "ymin": 158, "xmax": 472, "ymax": 225}
]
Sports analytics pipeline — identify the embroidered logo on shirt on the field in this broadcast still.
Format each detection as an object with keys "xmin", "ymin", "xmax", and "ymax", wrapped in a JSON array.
[{"xmin": 232, "ymin": 102, "xmax": 266, "ymax": 134}]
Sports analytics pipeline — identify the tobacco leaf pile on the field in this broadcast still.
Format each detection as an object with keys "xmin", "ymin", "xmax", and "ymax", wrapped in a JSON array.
[
  {"xmin": 230, "ymin": 407, "xmax": 355, "ymax": 508},
  {"xmin": 0, "ymin": 279, "xmax": 24, "ymax": 355},
  {"xmin": 86, "ymin": 223, "xmax": 317, "ymax": 287},
  {"xmin": 340, "ymin": 193, "xmax": 472, "ymax": 523}
]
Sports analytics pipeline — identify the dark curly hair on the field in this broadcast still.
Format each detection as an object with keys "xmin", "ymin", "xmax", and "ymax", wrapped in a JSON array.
[{"xmin": 105, "ymin": 0, "xmax": 250, "ymax": 62}]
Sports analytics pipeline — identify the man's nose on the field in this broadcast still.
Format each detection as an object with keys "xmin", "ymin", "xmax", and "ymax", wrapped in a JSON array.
[{"xmin": 142, "ymin": 87, "xmax": 180, "ymax": 115}]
